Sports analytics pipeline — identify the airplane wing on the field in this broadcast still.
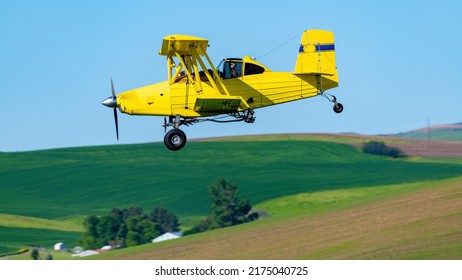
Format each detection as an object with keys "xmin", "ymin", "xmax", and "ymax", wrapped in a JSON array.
[{"xmin": 159, "ymin": 34, "xmax": 208, "ymax": 56}]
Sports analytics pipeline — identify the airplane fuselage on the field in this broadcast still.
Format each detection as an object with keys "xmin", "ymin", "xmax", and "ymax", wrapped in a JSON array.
[{"xmin": 117, "ymin": 70, "xmax": 338, "ymax": 118}]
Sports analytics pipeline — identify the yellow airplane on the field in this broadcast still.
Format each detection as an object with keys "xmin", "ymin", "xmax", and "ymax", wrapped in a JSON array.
[{"xmin": 102, "ymin": 29, "xmax": 342, "ymax": 151}]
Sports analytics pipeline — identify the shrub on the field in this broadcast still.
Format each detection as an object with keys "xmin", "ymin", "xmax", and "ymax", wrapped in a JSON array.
[
  {"xmin": 31, "ymin": 248, "xmax": 39, "ymax": 260},
  {"xmin": 362, "ymin": 141, "xmax": 405, "ymax": 158}
]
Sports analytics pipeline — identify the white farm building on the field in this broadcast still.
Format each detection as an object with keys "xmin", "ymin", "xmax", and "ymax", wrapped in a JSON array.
[{"xmin": 152, "ymin": 232, "xmax": 183, "ymax": 243}]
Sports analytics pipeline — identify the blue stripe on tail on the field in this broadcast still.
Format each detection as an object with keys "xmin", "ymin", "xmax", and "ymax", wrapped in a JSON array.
[
  {"xmin": 315, "ymin": 44, "xmax": 335, "ymax": 51},
  {"xmin": 299, "ymin": 44, "xmax": 335, "ymax": 52}
]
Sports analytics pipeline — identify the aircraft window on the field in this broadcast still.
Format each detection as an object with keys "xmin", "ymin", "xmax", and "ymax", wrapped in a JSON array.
[
  {"xmin": 244, "ymin": 63, "xmax": 265, "ymax": 76},
  {"xmin": 223, "ymin": 61, "xmax": 242, "ymax": 79}
]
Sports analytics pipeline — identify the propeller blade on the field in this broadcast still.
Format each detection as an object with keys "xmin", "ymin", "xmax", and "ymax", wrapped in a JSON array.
[
  {"xmin": 111, "ymin": 77, "xmax": 116, "ymax": 99},
  {"xmin": 102, "ymin": 77, "xmax": 117, "ymax": 107},
  {"xmin": 106, "ymin": 77, "xmax": 118, "ymax": 140},
  {"xmin": 163, "ymin": 117, "xmax": 167, "ymax": 133},
  {"xmin": 114, "ymin": 107, "xmax": 119, "ymax": 141}
]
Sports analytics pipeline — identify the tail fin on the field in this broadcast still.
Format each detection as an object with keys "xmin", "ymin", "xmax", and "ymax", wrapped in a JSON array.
[{"xmin": 294, "ymin": 30, "xmax": 337, "ymax": 80}]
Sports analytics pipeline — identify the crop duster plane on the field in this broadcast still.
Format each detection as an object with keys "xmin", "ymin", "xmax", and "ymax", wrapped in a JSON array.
[{"xmin": 102, "ymin": 29, "xmax": 342, "ymax": 151}]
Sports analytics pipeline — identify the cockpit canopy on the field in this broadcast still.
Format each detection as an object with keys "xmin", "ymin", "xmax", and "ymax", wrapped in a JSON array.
[{"xmin": 220, "ymin": 56, "xmax": 270, "ymax": 79}]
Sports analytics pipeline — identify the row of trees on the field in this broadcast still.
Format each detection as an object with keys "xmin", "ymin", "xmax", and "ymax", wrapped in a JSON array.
[
  {"xmin": 77, "ymin": 178, "xmax": 258, "ymax": 249},
  {"xmin": 78, "ymin": 207, "xmax": 179, "ymax": 249}
]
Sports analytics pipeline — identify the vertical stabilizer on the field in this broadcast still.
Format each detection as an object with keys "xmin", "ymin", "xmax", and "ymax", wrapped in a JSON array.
[{"xmin": 294, "ymin": 30, "xmax": 337, "ymax": 80}]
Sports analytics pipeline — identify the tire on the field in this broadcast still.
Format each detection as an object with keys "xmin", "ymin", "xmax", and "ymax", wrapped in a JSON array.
[
  {"xmin": 164, "ymin": 129, "xmax": 187, "ymax": 151},
  {"xmin": 333, "ymin": 103, "xmax": 344, "ymax": 113}
]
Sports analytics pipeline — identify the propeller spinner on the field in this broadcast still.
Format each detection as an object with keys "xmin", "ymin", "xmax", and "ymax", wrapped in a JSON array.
[{"xmin": 101, "ymin": 78, "xmax": 119, "ymax": 140}]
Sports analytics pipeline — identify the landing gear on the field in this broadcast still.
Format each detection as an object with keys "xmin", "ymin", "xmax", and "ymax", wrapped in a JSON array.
[
  {"xmin": 316, "ymin": 74, "xmax": 344, "ymax": 114},
  {"xmin": 162, "ymin": 115, "xmax": 193, "ymax": 151},
  {"xmin": 319, "ymin": 91, "xmax": 344, "ymax": 114},
  {"xmin": 333, "ymin": 102, "xmax": 343, "ymax": 113},
  {"xmin": 164, "ymin": 128, "xmax": 187, "ymax": 151},
  {"xmin": 161, "ymin": 110, "xmax": 255, "ymax": 151}
]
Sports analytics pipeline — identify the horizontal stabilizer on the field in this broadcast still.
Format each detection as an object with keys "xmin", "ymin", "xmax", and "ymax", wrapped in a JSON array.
[{"xmin": 305, "ymin": 71, "xmax": 335, "ymax": 76}]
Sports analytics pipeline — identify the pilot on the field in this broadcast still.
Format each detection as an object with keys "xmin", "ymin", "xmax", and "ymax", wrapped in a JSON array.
[{"xmin": 230, "ymin": 63, "xmax": 238, "ymax": 78}]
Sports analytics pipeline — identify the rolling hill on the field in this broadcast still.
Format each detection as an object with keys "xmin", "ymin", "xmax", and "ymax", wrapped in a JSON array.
[
  {"xmin": 389, "ymin": 122, "xmax": 462, "ymax": 141},
  {"xmin": 1, "ymin": 134, "xmax": 462, "ymax": 258}
]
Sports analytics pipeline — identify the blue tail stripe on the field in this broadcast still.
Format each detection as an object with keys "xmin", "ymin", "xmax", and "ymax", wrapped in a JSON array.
[
  {"xmin": 299, "ymin": 44, "xmax": 335, "ymax": 52},
  {"xmin": 315, "ymin": 44, "xmax": 335, "ymax": 51}
]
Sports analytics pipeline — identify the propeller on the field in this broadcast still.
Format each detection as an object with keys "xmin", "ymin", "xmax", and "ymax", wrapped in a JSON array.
[
  {"xmin": 101, "ymin": 78, "xmax": 119, "ymax": 140},
  {"xmin": 162, "ymin": 117, "xmax": 167, "ymax": 133}
]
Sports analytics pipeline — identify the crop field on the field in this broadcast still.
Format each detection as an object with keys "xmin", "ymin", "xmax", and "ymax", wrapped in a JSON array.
[{"xmin": 1, "ymin": 135, "xmax": 462, "ymax": 258}]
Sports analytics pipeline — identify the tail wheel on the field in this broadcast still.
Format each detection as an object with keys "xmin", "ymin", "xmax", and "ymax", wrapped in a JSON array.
[
  {"xmin": 164, "ymin": 128, "xmax": 187, "ymax": 151},
  {"xmin": 333, "ymin": 103, "xmax": 344, "ymax": 113}
]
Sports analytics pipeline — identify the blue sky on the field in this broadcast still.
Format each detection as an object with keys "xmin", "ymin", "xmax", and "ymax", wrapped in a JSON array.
[{"xmin": 1, "ymin": 0, "xmax": 461, "ymax": 151}]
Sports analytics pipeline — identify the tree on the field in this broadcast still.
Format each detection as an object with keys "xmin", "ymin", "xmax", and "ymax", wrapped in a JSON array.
[
  {"xmin": 125, "ymin": 231, "xmax": 140, "ymax": 247},
  {"xmin": 149, "ymin": 207, "xmax": 180, "ymax": 234},
  {"xmin": 137, "ymin": 219, "xmax": 160, "ymax": 243},
  {"xmin": 78, "ymin": 215, "xmax": 104, "ymax": 249},
  {"xmin": 209, "ymin": 178, "xmax": 257, "ymax": 227},
  {"xmin": 78, "ymin": 235, "xmax": 100, "ymax": 250},
  {"xmin": 187, "ymin": 178, "xmax": 258, "ymax": 234},
  {"xmin": 83, "ymin": 215, "xmax": 100, "ymax": 238},
  {"xmin": 98, "ymin": 214, "xmax": 123, "ymax": 245}
]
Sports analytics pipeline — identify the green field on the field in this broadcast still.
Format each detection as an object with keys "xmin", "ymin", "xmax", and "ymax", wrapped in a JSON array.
[{"xmin": 1, "ymin": 136, "xmax": 462, "ymax": 257}]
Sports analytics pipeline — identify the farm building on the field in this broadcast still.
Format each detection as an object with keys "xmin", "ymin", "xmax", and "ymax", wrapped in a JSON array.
[
  {"xmin": 72, "ymin": 250, "xmax": 99, "ymax": 257},
  {"xmin": 152, "ymin": 232, "xmax": 183, "ymax": 243},
  {"xmin": 53, "ymin": 242, "xmax": 66, "ymax": 251}
]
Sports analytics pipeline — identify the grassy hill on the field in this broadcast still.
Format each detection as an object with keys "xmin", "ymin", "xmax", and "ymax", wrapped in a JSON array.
[
  {"xmin": 1, "ymin": 135, "xmax": 462, "ymax": 257},
  {"xmin": 390, "ymin": 123, "xmax": 462, "ymax": 141}
]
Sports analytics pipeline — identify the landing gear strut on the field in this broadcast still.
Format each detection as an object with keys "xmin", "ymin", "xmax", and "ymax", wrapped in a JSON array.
[
  {"xmin": 320, "ymin": 92, "xmax": 343, "ymax": 114},
  {"xmin": 161, "ymin": 110, "xmax": 256, "ymax": 151},
  {"xmin": 333, "ymin": 99, "xmax": 344, "ymax": 114}
]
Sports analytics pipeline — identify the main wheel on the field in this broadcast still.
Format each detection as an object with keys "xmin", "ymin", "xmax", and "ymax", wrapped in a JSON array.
[
  {"xmin": 164, "ymin": 129, "xmax": 187, "ymax": 151},
  {"xmin": 333, "ymin": 103, "xmax": 344, "ymax": 113}
]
